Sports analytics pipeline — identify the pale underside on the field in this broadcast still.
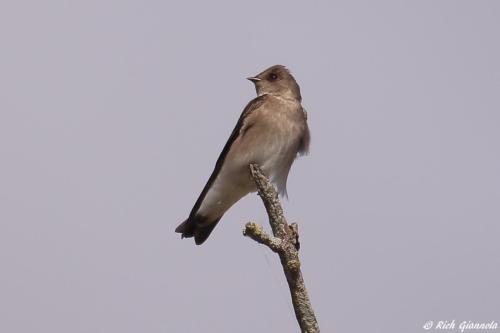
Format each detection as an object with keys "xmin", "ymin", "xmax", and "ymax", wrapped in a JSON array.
[{"xmin": 196, "ymin": 94, "xmax": 308, "ymax": 221}]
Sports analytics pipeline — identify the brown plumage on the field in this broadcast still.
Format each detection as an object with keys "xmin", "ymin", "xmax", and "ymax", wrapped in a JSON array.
[{"xmin": 176, "ymin": 65, "xmax": 310, "ymax": 245}]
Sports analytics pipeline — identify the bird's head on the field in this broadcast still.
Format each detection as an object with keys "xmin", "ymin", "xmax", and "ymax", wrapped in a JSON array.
[{"xmin": 247, "ymin": 65, "xmax": 301, "ymax": 101}]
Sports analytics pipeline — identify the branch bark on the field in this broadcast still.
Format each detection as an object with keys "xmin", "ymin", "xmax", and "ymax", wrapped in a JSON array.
[{"xmin": 243, "ymin": 164, "xmax": 320, "ymax": 333}]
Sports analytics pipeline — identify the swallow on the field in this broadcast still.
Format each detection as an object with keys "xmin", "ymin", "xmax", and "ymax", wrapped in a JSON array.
[{"xmin": 176, "ymin": 65, "xmax": 310, "ymax": 245}]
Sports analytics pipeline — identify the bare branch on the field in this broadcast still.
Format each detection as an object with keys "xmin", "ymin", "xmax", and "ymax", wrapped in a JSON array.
[
  {"xmin": 243, "ymin": 222, "xmax": 282, "ymax": 253},
  {"xmin": 243, "ymin": 164, "xmax": 321, "ymax": 333}
]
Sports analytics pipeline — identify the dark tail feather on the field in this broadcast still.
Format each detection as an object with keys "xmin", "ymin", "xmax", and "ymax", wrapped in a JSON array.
[
  {"xmin": 175, "ymin": 219, "xmax": 196, "ymax": 238},
  {"xmin": 175, "ymin": 215, "xmax": 221, "ymax": 245}
]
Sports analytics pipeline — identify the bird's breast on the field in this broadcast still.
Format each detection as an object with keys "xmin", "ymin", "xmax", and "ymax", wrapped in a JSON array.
[{"xmin": 196, "ymin": 97, "xmax": 307, "ymax": 218}]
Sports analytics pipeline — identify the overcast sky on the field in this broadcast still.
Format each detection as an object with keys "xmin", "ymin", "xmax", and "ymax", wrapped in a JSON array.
[{"xmin": 1, "ymin": 1, "xmax": 499, "ymax": 332}]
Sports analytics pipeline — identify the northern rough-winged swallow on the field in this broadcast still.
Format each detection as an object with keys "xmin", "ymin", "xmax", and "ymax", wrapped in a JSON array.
[{"xmin": 176, "ymin": 65, "xmax": 310, "ymax": 245}]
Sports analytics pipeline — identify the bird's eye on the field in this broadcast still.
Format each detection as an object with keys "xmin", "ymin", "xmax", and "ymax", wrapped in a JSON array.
[{"xmin": 268, "ymin": 73, "xmax": 278, "ymax": 81}]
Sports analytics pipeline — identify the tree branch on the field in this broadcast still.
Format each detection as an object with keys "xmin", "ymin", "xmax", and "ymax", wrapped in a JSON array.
[{"xmin": 243, "ymin": 164, "xmax": 320, "ymax": 333}]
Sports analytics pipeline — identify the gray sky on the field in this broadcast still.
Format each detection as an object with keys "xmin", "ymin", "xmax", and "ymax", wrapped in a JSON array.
[{"xmin": 1, "ymin": 1, "xmax": 499, "ymax": 332}]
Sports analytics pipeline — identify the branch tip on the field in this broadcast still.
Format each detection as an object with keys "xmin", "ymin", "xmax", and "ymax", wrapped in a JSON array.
[{"xmin": 243, "ymin": 163, "xmax": 320, "ymax": 333}]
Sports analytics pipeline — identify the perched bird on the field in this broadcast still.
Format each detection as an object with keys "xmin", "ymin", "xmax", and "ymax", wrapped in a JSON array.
[{"xmin": 176, "ymin": 65, "xmax": 310, "ymax": 245}]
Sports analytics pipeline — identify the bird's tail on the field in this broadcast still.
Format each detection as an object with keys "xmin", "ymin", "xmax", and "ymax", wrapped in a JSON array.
[{"xmin": 175, "ymin": 215, "xmax": 222, "ymax": 245}]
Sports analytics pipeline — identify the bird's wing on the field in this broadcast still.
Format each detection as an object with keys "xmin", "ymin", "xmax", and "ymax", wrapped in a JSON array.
[
  {"xmin": 188, "ymin": 94, "xmax": 269, "ymax": 218},
  {"xmin": 298, "ymin": 106, "xmax": 310, "ymax": 156}
]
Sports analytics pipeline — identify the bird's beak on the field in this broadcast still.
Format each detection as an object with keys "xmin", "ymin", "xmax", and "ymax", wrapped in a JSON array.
[{"xmin": 247, "ymin": 77, "xmax": 261, "ymax": 83}]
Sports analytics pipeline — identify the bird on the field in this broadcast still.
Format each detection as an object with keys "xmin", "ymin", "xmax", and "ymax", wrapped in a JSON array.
[{"xmin": 176, "ymin": 65, "xmax": 310, "ymax": 245}]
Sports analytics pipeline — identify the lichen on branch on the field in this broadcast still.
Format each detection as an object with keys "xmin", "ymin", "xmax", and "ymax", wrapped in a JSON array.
[{"xmin": 243, "ymin": 164, "xmax": 321, "ymax": 333}]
